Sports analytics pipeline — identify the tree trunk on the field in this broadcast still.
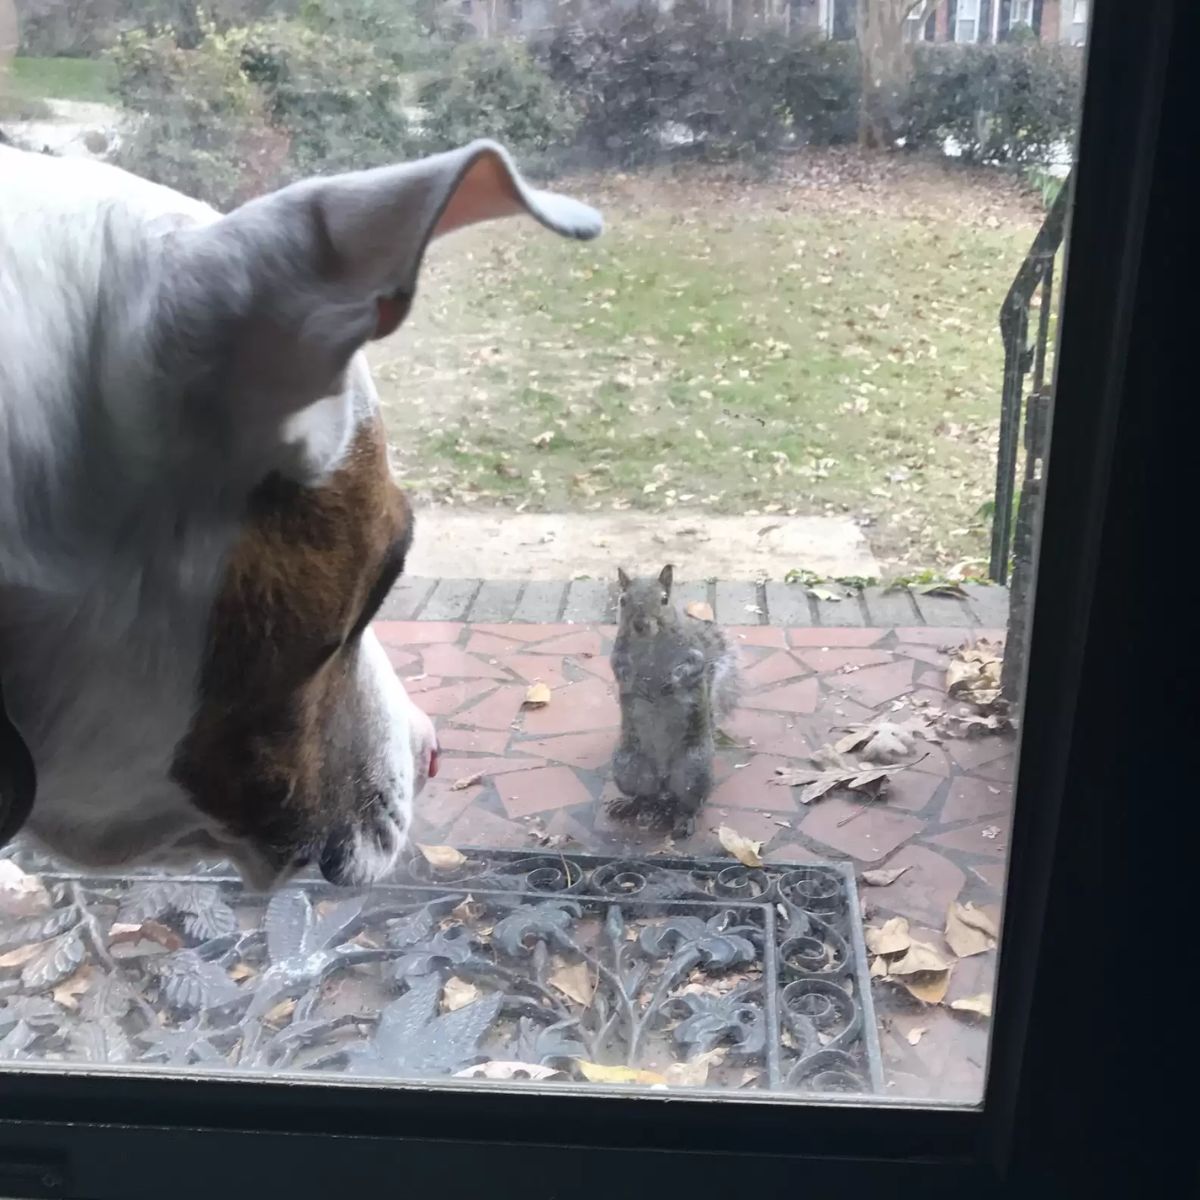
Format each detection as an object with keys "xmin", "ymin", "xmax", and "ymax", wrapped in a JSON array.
[{"xmin": 857, "ymin": 0, "xmax": 912, "ymax": 148}]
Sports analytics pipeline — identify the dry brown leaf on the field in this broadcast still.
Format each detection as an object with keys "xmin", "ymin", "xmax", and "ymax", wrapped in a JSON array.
[
  {"xmin": 773, "ymin": 763, "xmax": 902, "ymax": 803},
  {"xmin": 949, "ymin": 993, "xmax": 993, "ymax": 1019},
  {"xmin": 522, "ymin": 682, "xmax": 552, "ymax": 708},
  {"xmin": 919, "ymin": 583, "xmax": 968, "ymax": 599},
  {"xmin": 685, "ymin": 601, "xmax": 715, "ymax": 622},
  {"xmin": 454, "ymin": 1061, "xmax": 564, "ymax": 1081},
  {"xmin": 889, "ymin": 939, "xmax": 954, "ymax": 975},
  {"xmin": 417, "ymin": 843, "xmax": 467, "ymax": 871},
  {"xmin": 264, "ymin": 999, "xmax": 296, "ymax": 1026},
  {"xmin": 0, "ymin": 941, "xmax": 46, "ymax": 969},
  {"xmin": 451, "ymin": 896, "xmax": 481, "ymax": 924},
  {"xmin": 665, "ymin": 1048, "xmax": 727, "ymax": 1087},
  {"xmin": 900, "ymin": 971, "xmax": 952, "ymax": 1005},
  {"xmin": 442, "ymin": 976, "xmax": 481, "ymax": 1012},
  {"xmin": 945, "ymin": 642, "xmax": 1004, "ymax": 711},
  {"xmin": 717, "ymin": 824, "xmax": 764, "ymax": 868},
  {"xmin": 945, "ymin": 902, "xmax": 998, "ymax": 958},
  {"xmin": 865, "ymin": 916, "xmax": 911, "ymax": 956},
  {"xmin": 870, "ymin": 956, "xmax": 890, "ymax": 979},
  {"xmin": 905, "ymin": 1026, "xmax": 928, "ymax": 1046},
  {"xmin": 808, "ymin": 586, "xmax": 843, "ymax": 602},
  {"xmin": 549, "ymin": 961, "xmax": 595, "ymax": 1007},
  {"xmin": 577, "ymin": 1061, "xmax": 667, "ymax": 1087},
  {"xmin": 109, "ymin": 920, "xmax": 183, "ymax": 952},
  {"xmin": 0, "ymin": 860, "xmax": 50, "ymax": 918},
  {"xmin": 228, "ymin": 963, "xmax": 256, "ymax": 983},
  {"xmin": 531, "ymin": 430, "xmax": 555, "ymax": 447},
  {"xmin": 861, "ymin": 866, "xmax": 911, "ymax": 887},
  {"xmin": 450, "ymin": 772, "xmax": 484, "ymax": 791},
  {"xmin": 51, "ymin": 965, "xmax": 92, "ymax": 1010}
]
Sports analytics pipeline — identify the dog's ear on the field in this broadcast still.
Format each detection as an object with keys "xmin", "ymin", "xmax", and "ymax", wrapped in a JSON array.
[
  {"xmin": 658, "ymin": 564, "xmax": 674, "ymax": 596},
  {"xmin": 173, "ymin": 140, "xmax": 601, "ymax": 418},
  {"xmin": 0, "ymin": 679, "xmax": 36, "ymax": 849}
]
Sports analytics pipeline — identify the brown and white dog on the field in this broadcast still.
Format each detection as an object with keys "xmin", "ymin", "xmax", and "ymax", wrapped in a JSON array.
[{"xmin": 0, "ymin": 140, "xmax": 601, "ymax": 889}]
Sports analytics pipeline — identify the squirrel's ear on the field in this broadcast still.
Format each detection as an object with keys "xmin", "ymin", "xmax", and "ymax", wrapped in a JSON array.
[
  {"xmin": 617, "ymin": 567, "xmax": 631, "ymax": 590},
  {"xmin": 658, "ymin": 564, "xmax": 674, "ymax": 593}
]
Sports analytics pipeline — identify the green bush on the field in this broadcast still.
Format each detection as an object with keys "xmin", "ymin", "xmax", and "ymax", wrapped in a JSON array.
[
  {"xmin": 109, "ymin": 14, "xmax": 423, "ymax": 208},
  {"xmin": 533, "ymin": 5, "xmax": 795, "ymax": 165},
  {"xmin": 779, "ymin": 36, "xmax": 860, "ymax": 147},
  {"xmin": 239, "ymin": 19, "xmax": 419, "ymax": 177},
  {"xmin": 110, "ymin": 22, "xmax": 284, "ymax": 210},
  {"xmin": 419, "ymin": 39, "xmax": 578, "ymax": 160},
  {"xmin": 905, "ymin": 42, "xmax": 1082, "ymax": 165}
]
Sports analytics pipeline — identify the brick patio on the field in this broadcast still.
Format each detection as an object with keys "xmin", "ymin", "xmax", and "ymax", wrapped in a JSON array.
[{"xmin": 381, "ymin": 590, "xmax": 1014, "ymax": 1104}]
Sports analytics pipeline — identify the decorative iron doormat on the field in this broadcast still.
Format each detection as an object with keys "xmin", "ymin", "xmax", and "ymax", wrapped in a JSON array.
[{"xmin": 0, "ymin": 850, "xmax": 883, "ymax": 1096}]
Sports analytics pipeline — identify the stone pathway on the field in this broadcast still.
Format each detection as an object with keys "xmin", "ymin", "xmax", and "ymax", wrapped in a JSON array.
[
  {"xmin": 382, "ymin": 576, "xmax": 1009, "ymax": 630},
  {"xmin": 380, "ymin": 593, "xmax": 1012, "ymax": 1104}
]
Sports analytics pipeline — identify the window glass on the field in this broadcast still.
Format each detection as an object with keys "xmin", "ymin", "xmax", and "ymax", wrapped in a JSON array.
[{"xmin": 1, "ymin": 0, "xmax": 1085, "ymax": 1109}]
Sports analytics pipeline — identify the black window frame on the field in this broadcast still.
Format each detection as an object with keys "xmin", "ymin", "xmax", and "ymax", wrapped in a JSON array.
[{"xmin": 0, "ymin": 1, "xmax": 1177, "ymax": 1194}]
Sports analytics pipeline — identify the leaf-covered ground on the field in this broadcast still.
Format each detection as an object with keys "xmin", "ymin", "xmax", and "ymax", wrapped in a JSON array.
[{"xmin": 373, "ymin": 151, "xmax": 1054, "ymax": 575}]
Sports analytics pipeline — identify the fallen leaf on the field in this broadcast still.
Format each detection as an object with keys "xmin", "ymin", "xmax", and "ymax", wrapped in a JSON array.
[
  {"xmin": 108, "ymin": 920, "xmax": 183, "ymax": 952},
  {"xmin": 454, "ymin": 1061, "xmax": 564, "ymax": 1081},
  {"xmin": 263, "ymin": 999, "xmax": 296, "ymax": 1026},
  {"xmin": 919, "ymin": 583, "xmax": 968, "ymax": 598},
  {"xmin": 945, "ymin": 902, "xmax": 998, "ymax": 958},
  {"xmin": 531, "ymin": 430, "xmax": 555, "ymax": 447},
  {"xmin": 861, "ymin": 866, "xmax": 911, "ymax": 887},
  {"xmin": 665, "ymin": 1048, "xmax": 727, "ymax": 1087},
  {"xmin": 808, "ymin": 586, "xmax": 842, "ymax": 602},
  {"xmin": 442, "ymin": 976, "xmax": 481, "ymax": 1012},
  {"xmin": 945, "ymin": 641, "xmax": 1004, "ymax": 711},
  {"xmin": 450, "ymin": 772, "xmax": 484, "ymax": 791},
  {"xmin": 905, "ymin": 1026, "xmax": 928, "ymax": 1046},
  {"xmin": 900, "ymin": 971, "xmax": 952, "ymax": 1005},
  {"xmin": 0, "ymin": 942, "xmax": 46, "ymax": 969},
  {"xmin": 0, "ymin": 860, "xmax": 50, "ymax": 918},
  {"xmin": 889, "ymin": 939, "xmax": 954, "ymax": 975},
  {"xmin": 865, "ymin": 917, "xmax": 911, "ymax": 956},
  {"xmin": 949, "ymin": 993, "xmax": 993, "ymax": 1018},
  {"xmin": 522, "ymin": 682, "xmax": 552, "ymax": 708},
  {"xmin": 717, "ymin": 824, "xmax": 764, "ymax": 868},
  {"xmin": 685, "ymin": 601, "xmax": 715, "ymax": 622},
  {"xmin": 577, "ymin": 1061, "xmax": 667, "ymax": 1087},
  {"xmin": 451, "ymin": 896, "xmax": 481, "ymax": 923},
  {"xmin": 417, "ymin": 843, "xmax": 467, "ymax": 871},
  {"xmin": 549, "ymin": 961, "xmax": 594, "ymax": 1007},
  {"xmin": 228, "ymin": 963, "xmax": 256, "ymax": 983},
  {"xmin": 51, "ymin": 965, "xmax": 92, "ymax": 1010},
  {"xmin": 773, "ymin": 763, "xmax": 902, "ymax": 803},
  {"xmin": 870, "ymin": 956, "xmax": 890, "ymax": 978}
]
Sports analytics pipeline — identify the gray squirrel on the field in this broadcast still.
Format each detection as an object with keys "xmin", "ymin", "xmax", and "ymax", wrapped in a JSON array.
[{"xmin": 609, "ymin": 565, "xmax": 740, "ymax": 837}]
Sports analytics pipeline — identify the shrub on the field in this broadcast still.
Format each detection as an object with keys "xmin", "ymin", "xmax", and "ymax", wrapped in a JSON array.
[
  {"xmin": 110, "ymin": 14, "xmax": 421, "ymax": 207},
  {"xmin": 779, "ymin": 36, "xmax": 860, "ymax": 147},
  {"xmin": 110, "ymin": 22, "xmax": 285, "ymax": 210},
  {"xmin": 534, "ymin": 5, "xmax": 794, "ymax": 165},
  {"xmin": 905, "ymin": 42, "xmax": 1082, "ymax": 165},
  {"xmin": 239, "ymin": 19, "xmax": 419, "ymax": 177},
  {"xmin": 419, "ymin": 39, "xmax": 577, "ymax": 160}
]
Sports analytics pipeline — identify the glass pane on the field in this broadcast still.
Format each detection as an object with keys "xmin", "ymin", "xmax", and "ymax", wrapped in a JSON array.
[{"xmin": 1, "ymin": 0, "xmax": 1085, "ymax": 1109}]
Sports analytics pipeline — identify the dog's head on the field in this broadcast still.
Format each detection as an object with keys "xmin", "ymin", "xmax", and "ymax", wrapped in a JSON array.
[{"xmin": 0, "ymin": 141, "xmax": 600, "ymax": 888}]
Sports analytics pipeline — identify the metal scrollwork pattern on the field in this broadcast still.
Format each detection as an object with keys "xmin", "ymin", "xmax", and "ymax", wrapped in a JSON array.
[{"xmin": 0, "ymin": 848, "xmax": 883, "ymax": 1094}]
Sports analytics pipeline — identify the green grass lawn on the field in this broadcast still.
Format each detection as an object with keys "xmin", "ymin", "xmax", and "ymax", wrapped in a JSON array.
[
  {"xmin": 3, "ymin": 55, "xmax": 116, "ymax": 105},
  {"xmin": 374, "ymin": 155, "xmax": 1052, "ymax": 574}
]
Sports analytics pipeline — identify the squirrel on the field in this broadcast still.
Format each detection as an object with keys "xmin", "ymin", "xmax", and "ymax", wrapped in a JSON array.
[{"xmin": 608, "ymin": 565, "xmax": 740, "ymax": 837}]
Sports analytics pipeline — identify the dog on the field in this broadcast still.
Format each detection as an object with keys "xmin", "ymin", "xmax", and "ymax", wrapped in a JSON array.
[{"xmin": 0, "ymin": 139, "xmax": 601, "ymax": 889}]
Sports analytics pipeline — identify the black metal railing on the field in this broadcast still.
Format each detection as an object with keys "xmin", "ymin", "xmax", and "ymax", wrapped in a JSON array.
[{"xmin": 990, "ymin": 171, "xmax": 1073, "ymax": 584}]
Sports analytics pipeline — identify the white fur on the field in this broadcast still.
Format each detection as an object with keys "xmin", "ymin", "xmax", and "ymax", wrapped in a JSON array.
[{"xmin": 0, "ymin": 147, "xmax": 428, "ymax": 887}]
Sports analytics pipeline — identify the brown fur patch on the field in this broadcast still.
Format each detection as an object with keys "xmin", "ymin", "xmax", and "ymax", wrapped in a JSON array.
[{"xmin": 172, "ymin": 417, "xmax": 411, "ymax": 872}]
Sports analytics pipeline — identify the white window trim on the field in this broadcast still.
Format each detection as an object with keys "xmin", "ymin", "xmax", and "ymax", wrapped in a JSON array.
[
  {"xmin": 954, "ymin": 0, "xmax": 980, "ymax": 43},
  {"xmin": 1010, "ymin": 0, "xmax": 1034, "ymax": 29}
]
